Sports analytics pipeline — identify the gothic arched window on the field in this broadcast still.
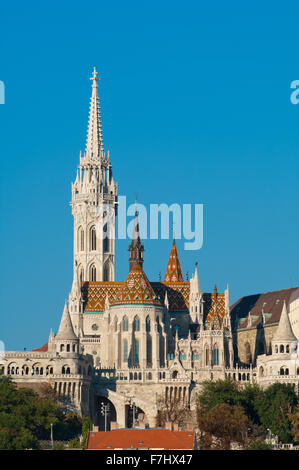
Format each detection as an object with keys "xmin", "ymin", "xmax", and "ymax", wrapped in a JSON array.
[
  {"xmin": 78, "ymin": 226, "xmax": 84, "ymax": 252},
  {"xmin": 146, "ymin": 316, "xmax": 151, "ymax": 332},
  {"xmin": 90, "ymin": 264, "xmax": 96, "ymax": 281},
  {"xmin": 133, "ymin": 316, "xmax": 140, "ymax": 332},
  {"xmin": 90, "ymin": 226, "xmax": 97, "ymax": 251},
  {"xmin": 213, "ymin": 346, "xmax": 219, "ymax": 366},
  {"xmin": 123, "ymin": 316, "xmax": 129, "ymax": 332},
  {"xmin": 103, "ymin": 223, "xmax": 109, "ymax": 253}
]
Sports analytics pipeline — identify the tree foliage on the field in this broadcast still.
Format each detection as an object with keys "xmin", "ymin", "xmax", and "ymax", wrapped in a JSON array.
[
  {"xmin": 253, "ymin": 383, "xmax": 297, "ymax": 443},
  {"xmin": 0, "ymin": 376, "xmax": 83, "ymax": 449},
  {"xmin": 288, "ymin": 404, "xmax": 299, "ymax": 443},
  {"xmin": 196, "ymin": 379, "xmax": 298, "ymax": 447},
  {"xmin": 156, "ymin": 395, "xmax": 192, "ymax": 429},
  {"xmin": 197, "ymin": 403, "xmax": 249, "ymax": 450},
  {"xmin": 81, "ymin": 416, "xmax": 93, "ymax": 449}
]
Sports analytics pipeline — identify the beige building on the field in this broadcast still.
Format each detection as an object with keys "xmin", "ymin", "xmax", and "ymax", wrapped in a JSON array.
[{"xmin": 1, "ymin": 68, "xmax": 299, "ymax": 429}]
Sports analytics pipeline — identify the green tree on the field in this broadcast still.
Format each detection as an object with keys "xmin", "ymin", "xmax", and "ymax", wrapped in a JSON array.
[
  {"xmin": 68, "ymin": 437, "xmax": 81, "ymax": 448},
  {"xmin": 81, "ymin": 416, "xmax": 92, "ymax": 449},
  {"xmin": 245, "ymin": 439, "xmax": 273, "ymax": 450},
  {"xmin": 197, "ymin": 403, "xmax": 249, "ymax": 450},
  {"xmin": 197, "ymin": 379, "xmax": 244, "ymax": 413},
  {"xmin": 0, "ymin": 376, "xmax": 83, "ymax": 449},
  {"xmin": 253, "ymin": 383, "xmax": 298, "ymax": 443},
  {"xmin": 288, "ymin": 404, "xmax": 299, "ymax": 443}
]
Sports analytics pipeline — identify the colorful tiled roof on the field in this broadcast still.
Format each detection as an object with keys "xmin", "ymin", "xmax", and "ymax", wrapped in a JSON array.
[
  {"xmin": 82, "ymin": 282, "xmax": 123, "ymax": 312},
  {"xmin": 164, "ymin": 240, "xmax": 184, "ymax": 282},
  {"xmin": 204, "ymin": 289, "xmax": 226, "ymax": 328},
  {"xmin": 115, "ymin": 265, "xmax": 162, "ymax": 306},
  {"xmin": 151, "ymin": 282, "xmax": 189, "ymax": 311},
  {"xmin": 87, "ymin": 429, "xmax": 194, "ymax": 450},
  {"xmin": 82, "ymin": 278, "xmax": 225, "ymax": 325}
]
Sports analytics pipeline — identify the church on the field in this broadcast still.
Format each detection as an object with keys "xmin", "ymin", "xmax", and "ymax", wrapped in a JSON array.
[{"xmin": 1, "ymin": 68, "xmax": 299, "ymax": 430}]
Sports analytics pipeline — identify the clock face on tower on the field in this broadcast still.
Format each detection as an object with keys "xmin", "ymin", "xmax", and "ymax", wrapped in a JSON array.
[{"xmin": 92, "ymin": 323, "xmax": 99, "ymax": 331}]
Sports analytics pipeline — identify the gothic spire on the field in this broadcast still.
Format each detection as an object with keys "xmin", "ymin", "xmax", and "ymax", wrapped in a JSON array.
[
  {"xmin": 164, "ymin": 239, "xmax": 184, "ymax": 282},
  {"xmin": 85, "ymin": 67, "xmax": 104, "ymax": 159},
  {"xmin": 128, "ymin": 205, "xmax": 144, "ymax": 271}
]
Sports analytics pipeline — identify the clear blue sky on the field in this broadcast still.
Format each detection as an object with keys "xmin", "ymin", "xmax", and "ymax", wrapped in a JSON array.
[{"xmin": 1, "ymin": 1, "xmax": 299, "ymax": 350}]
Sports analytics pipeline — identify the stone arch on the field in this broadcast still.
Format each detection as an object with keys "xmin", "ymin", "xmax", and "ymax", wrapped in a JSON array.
[{"xmin": 93, "ymin": 395, "xmax": 117, "ymax": 431}]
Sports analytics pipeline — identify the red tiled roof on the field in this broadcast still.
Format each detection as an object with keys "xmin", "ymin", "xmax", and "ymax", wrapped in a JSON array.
[
  {"xmin": 87, "ymin": 429, "xmax": 194, "ymax": 450},
  {"xmin": 32, "ymin": 342, "xmax": 48, "ymax": 352}
]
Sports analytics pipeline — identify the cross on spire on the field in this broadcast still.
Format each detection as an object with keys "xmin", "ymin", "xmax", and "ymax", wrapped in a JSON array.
[
  {"xmin": 86, "ymin": 66, "xmax": 103, "ymax": 159},
  {"xmin": 90, "ymin": 66, "xmax": 99, "ymax": 84}
]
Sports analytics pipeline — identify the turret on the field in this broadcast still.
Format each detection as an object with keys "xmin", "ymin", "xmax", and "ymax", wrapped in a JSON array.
[{"xmin": 189, "ymin": 262, "xmax": 203, "ymax": 324}]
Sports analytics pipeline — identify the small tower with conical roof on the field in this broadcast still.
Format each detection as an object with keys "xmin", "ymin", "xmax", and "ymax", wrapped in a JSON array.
[
  {"xmin": 272, "ymin": 301, "xmax": 297, "ymax": 355},
  {"xmin": 51, "ymin": 301, "xmax": 79, "ymax": 354}
]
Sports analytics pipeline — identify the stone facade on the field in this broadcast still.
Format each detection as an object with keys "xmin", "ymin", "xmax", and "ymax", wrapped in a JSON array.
[{"xmin": 2, "ymin": 68, "xmax": 299, "ymax": 430}]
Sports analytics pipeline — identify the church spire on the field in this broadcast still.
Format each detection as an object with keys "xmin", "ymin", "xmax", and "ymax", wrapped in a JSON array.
[
  {"xmin": 164, "ymin": 239, "xmax": 184, "ymax": 282},
  {"xmin": 128, "ymin": 204, "xmax": 144, "ymax": 271},
  {"xmin": 85, "ymin": 66, "xmax": 104, "ymax": 159}
]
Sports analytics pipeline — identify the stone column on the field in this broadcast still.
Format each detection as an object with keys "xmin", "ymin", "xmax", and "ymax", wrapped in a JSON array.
[
  {"xmin": 152, "ymin": 324, "xmax": 160, "ymax": 369},
  {"xmin": 141, "ymin": 323, "xmax": 147, "ymax": 368}
]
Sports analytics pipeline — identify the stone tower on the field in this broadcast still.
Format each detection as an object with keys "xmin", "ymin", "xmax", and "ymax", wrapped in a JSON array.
[{"xmin": 70, "ymin": 67, "xmax": 118, "ymax": 286}]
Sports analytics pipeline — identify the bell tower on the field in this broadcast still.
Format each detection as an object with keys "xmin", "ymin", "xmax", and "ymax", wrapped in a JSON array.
[{"xmin": 70, "ymin": 67, "xmax": 118, "ymax": 284}]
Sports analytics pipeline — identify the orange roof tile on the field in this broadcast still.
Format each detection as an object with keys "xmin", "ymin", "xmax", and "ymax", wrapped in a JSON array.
[
  {"xmin": 32, "ymin": 342, "xmax": 48, "ymax": 352},
  {"xmin": 87, "ymin": 429, "xmax": 194, "ymax": 450},
  {"xmin": 164, "ymin": 240, "xmax": 184, "ymax": 282}
]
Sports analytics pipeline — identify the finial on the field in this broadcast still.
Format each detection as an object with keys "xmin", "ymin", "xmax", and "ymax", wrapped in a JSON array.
[{"xmin": 90, "ymin": 66, "xmax": 99, "ymax": 83}]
